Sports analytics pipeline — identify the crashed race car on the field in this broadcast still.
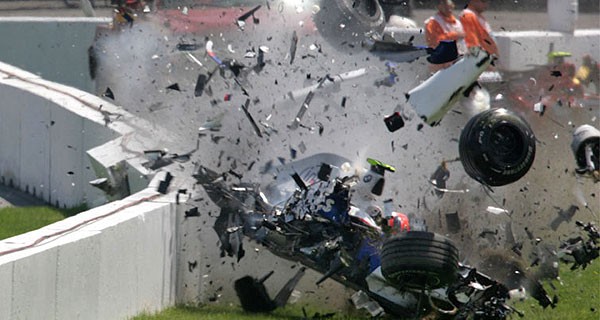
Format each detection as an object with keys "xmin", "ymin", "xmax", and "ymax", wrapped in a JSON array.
[{"xmin": 193, "ymin": 153, "xmax": 557, "ymax": 318}]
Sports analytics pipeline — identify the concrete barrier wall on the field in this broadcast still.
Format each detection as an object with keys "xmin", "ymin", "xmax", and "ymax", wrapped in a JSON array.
[
  {"xmin": 0, "ymin": 17, "xmax": 111, "ymax": 93},
  {"xmin": 0, "ymin": 187, "xmax": 177, "ymax": 320},
  {"xmin": 496, "ymin": 29, "xmax": 600, "ymax": 72},
  {"xmin": 0, "ymin": 62, "xmax": 120, "ymax": 208},
  {"xmin": 0, "ymin": 57, "xmax": 188, "ymax": 319}
]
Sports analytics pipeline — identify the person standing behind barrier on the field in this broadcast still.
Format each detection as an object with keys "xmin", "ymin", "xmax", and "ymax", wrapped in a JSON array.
[
  {"xmin": 460, "ymin": 0, "xmax": 498, "ymax": 56},
  {"xmin": 425, "ymin": 0, "xmax": 466, "ymax": 71},
  {"xmin": 425, "ymin": 1, "xmax": 466, "ymax": 54}
]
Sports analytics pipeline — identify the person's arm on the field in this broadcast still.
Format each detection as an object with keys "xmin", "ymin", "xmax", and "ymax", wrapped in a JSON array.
[
  {"xmin": 460, "ymin": 12, "xmax": 481, "ymax": 49},
  {"xmin": 425, "ymin": 20, "xmax": 445, "ymax": 48},
  {"xmin": 426, "ymin": 20, "xmax": 461, "ymax": 48}
]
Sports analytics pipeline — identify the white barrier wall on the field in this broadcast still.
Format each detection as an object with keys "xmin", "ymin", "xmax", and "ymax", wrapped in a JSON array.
[
  {"xmin": 0, "ymin": 58, "xmax": 188, "ymax": 320},
  {"xmin": 0, "ymin": 186, "xmax": 177, "ymax": 320},
  {"xmin": 0, "ymin": 17, "xmax": 111, "ymax": 93},
  {"xmin": 495, "ymin": 29, "xmax": 600, "ymax": 72},
  {"xmin": 0, "ymin": 62, "xmax": 121, "ymax": 208}
]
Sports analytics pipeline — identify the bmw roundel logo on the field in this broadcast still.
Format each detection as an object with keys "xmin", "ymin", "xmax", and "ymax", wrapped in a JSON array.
[{"xmin": 363, "ymin": 174, "xmax": 372, "ymax": 183}]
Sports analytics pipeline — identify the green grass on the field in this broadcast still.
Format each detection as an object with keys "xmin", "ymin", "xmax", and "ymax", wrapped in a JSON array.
[
  {"xmin": 132, "ymin": 304, "xmax": 367, "ymax": 320},
  {"xmin": 0, "ymin": 205, "xmax": 85, "ymax": 240},
  {"xmin": 133, "ymin": 261, "xmax": 600, "ymax": 320},
  {"xmin": 509, "ymin": 260, "xmax": 599, "ymax": 320}
]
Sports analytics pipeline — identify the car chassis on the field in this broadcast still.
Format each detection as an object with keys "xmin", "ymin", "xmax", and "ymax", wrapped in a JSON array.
[{"xmin": 193, "ymin": 153, "xmax": 553, "ymax": 318}]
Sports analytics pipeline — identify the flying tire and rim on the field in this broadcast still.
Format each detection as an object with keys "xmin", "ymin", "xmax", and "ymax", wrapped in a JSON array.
[
  {"xmin": 381, "ymin": 231, "xmax": 459, "ymax": 290},
  {"xmin": 459, "ymin": 108, "xmax": 536, "ymax": 187},
  {"xmin": 313, "ymin": 0, "xmax": 385, "ymax": 48}
]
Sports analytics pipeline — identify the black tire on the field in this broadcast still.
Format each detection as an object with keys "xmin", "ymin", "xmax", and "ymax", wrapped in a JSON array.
[
  {"xmin": 381, "ymin": 231, "xmax": 459, "ymax": 290},
  {"xmin": 459, "ymin": 108, "xmax": 536, "ymax": 187},
  {"xmin": 313, "ymin": 0, "xmax": 385, "ymax": 49}
]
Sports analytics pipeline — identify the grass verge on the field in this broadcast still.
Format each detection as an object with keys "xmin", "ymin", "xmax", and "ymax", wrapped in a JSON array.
[
  {"xmin": 0, "ymin": 205, "xmax": 85, "ymax": 240},
  {"xmin": 509, "ymin": 260, "xmax": 599, "ymax": 319},
  {"xmin": 132, "ymin": 261, "xmax": 599, "ymax": 320},
  {"xmin": 132, "ymin": 303, "xmax": 367, "ymax": 320}
]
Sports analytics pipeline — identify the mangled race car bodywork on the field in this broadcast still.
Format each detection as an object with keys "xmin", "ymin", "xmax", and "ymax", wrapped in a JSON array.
[{"xmin": 193, "ymin": 153, "xmax": 550, "ymax": 318}]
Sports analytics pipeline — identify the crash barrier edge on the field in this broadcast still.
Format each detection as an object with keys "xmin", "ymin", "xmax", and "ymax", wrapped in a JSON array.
[{"xmin": 0, "ymin": 60, "xmax": 185, "ymax": 319}]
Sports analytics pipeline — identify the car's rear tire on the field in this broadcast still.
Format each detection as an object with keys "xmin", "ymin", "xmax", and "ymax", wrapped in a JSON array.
[
  {"xmin": 459, "ymin": 108, "xmax": 536, "ymax": 187},
  {"xmin": 313, "ymin": 0, "xmax": 385, "ymax": 49},
  {"xmin": 381, "ymin": 231, "xmax": 459, "ymax": 290}
]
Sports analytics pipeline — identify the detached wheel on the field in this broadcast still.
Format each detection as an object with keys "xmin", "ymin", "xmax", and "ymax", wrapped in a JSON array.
[
  {"xmin": 313, "ymin": 0, "xmax": 385, "ymax": 48},
  {"xmin": 381, "ymin": 231, "xmax": 459, "ymax": 290},
  {"xmin": 459, "ymin": 108, "xmax": 536, "ymax": 187}
]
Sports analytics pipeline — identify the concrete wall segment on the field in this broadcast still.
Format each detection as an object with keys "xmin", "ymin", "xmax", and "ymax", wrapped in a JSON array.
[
  {"xmin": 10, "ymin": 247, "xmax": 58, "ymax": 320},
  {"xmin": 0, "ymin": 189, "xmax": 177, "ymax": 320},
  {"xmin": 19, "ymin": 96, "xmax": 51, "ymax": 200},
  {"xmin": 55, "ymin": 235, "xmax": 101, "ymax": 320},
  {"xmin": 495, "ymin": 29, "xmax": 600, "ymax": 72},
  {"xmin": 0, "ymin": 261, "xmax": 13, "ymax": 320},
  {"xmin": 0, "ymin": 86, "xmax": 22, "ymax": 188}
]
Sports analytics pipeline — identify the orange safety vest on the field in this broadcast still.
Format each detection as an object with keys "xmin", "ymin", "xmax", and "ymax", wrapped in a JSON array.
[
  {"xmin": 425, "ymin": 13, "xmax": 466, "ymax": 54},
  {"xmin": 460, "ymin": 8, "xmax": 498, "ymax": 56}
]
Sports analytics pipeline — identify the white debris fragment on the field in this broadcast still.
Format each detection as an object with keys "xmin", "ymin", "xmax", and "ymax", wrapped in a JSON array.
[
  {"xmin": 298, "ymin": 20, "xmax": 304, "ymax": 27},
  {"xmin": 244, "ymin": 51, "xmax": 256, "ymax": 58},
  {"xmin": 236, "ymin": 20, "xmax": 246, "ymax": 29},
  {"xmin": 339, "ymin": 23, "xmax": 346, "ymax": 29},
  {"xmin": 486, "ymin": 206, "xmax": 509, "ymax": 215},
  {"xmin": 198, "ymin": 113, "xmax": 225, "ymax": 132},
  {"xmin": 289, "ymin": 289, "xmax": 302, "ymax": 304},
  {"xmin": 185, "ymin": 52, "xmax": 203, "ymax": 67},
  {"xmin": 181, "ymin": 6, "xmax": 188, "ymax": 15},
  {"xmin": 309, "ymin": 44, "xmax": 318, "ymax": 51},
  {"xmin": 227, "ymin": 44, "xmax": 235, "ymax": 53},
  {"xmin": 151, "ymin": 54, "xmax": 160, "ymax": 60},
  {"xmin": 533, "ymin": 102, "xmax": 545, "ymax": 113},
  {"xmin": 509, "ymin": 287, "xmax": 527, "ymax": 300},
  {"xmin": 529, "ymin": 77, "xmax": 537, "ymax": 86},
  {"xmin": 469, "ymin": 282, "xmax": 487, "ymax": 290},
  {"xmin": 495, "ymin": 93, "xmax": 504, "ymax": 101}
]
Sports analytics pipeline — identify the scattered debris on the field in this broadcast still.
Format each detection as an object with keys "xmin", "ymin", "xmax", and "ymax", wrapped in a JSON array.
[
  {"xmin": 384, "ymin": 112, "xmax": 404, "ymax": 132},
  {"xmin": 166, "ymin": 83, "xmax": 181, "ymax": 92},
  {"xmin": 486, "ymin": 206, "xmax": 510, "ymax": 216},
  {"xmin": 240, "ymin": 99, "xmax": 263, "ymax": 137},
  {"xmin": 176, "ymin": 43, "xmax": 201, "ymax": 51},
  {"xmin": 185, "ymin": 207, "xmax": 200, "ymax": 218},
  {"xmin": 198, "ymin": 112, "xmax": 225, "ymax": 133},
  {"xmin": 445, "ymin": 212, "xmax": 461, "ymax": 233},
  {"xmin": 194, "ymin": 74, "xmax": 208, "ymax": 97},
  {"xmin": 429, "ymin": 161, "xmax": 450, "ymax": 198},
  {"xmin": 289, "ymin": 31, "xmax": 298, "ymax": 65},
  {"xmin": 236, "ymin": 5, "xmax": 262, "ymax": 30},
  {"xmin": 557, "ymin": 221, "xmax": 599, "ymax": 270},
  {"xmin": 351, "ymin": 291, "xmax": 385, "ymax": 317},
  {"xmin": 234, "ymin": 267, "xmax": 306, "ymax": 313},
  {"xmin": 288, "ymin": 76, "xmax": 329, "ymax": 130},
  {"xmin": 288, "ymin": 68, "xmax": 366, "ymax": 100},
  {"xmin": 102, "ymin": 87, "xmax": 115, "ymax": 100}
]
